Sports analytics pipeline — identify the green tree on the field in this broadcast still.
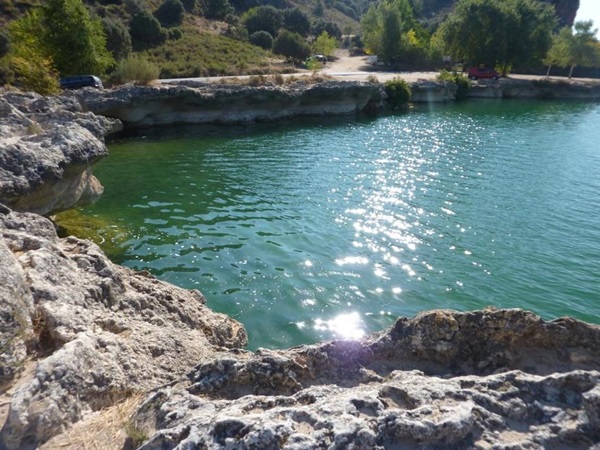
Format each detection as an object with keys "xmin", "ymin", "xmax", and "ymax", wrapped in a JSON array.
[
  {"xmin": 0, "ymin": 30, "xmax": 9, "ymax": 58},
  {"xmin": 433, "ymin": 0, "xmax": 556, "ymax": 75},
  {"xmin": 102, "ymin": 17, "xmax": 132, "ymax": 61},
  {"xmin": 41, "ymin": 0, "xmax": 114, "ymax": 76},
  {"xmin": 313, "ymin": 31, "xmax": 338, "ymax": 58},
  {"xmin": 272, "ymin": 30, "xmax": 311, "ymax": 64},
  {"xmin": 543, "ymin": 27, "xmax": 571, "ymax": 77},
  {"xmin": 130, "ymin": 9, "xmax": 167, "ymax": 50},
  {"xmin": 566, "ymin": 21, "xmax": 600, "ymax": 78},
  {"xmin": 202, "ymin": 0, "xmax": 234, "ymax": 19},
  {"xmin": 243, "ymin": 6, "xmax": 283, "ymax": 36},
  {"xmin": 8, "ymin": 11, "xmax": 60, "ymax": 94},
  {"xmin": 249, "ymin": 30, "xmax": 274, "ymax": 49},
  {"xmin": 283, "ymin": 8, "xmax": 311, "ymax": 37},
  {"xmin": 155, "ymin": 0, "xmax": 185, "ymax": 27},
  {"xmin": 361, "ymin": 0, "xmax": 426, "ymax": 65}
]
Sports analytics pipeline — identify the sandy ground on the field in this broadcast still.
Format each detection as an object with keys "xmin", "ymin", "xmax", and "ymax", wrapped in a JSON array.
[
  {"xmin": 322, "ymin": 49, "xmax": 600, "ymax": 84},
  {"xmin": 160, "ymin": 49, "xmax": 599, "ymax": 85}
]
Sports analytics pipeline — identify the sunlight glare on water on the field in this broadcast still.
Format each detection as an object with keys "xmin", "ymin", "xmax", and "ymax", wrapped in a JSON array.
[{"xmin": 76, "ymin": 101, "xmax": 600, "ymax": 350}]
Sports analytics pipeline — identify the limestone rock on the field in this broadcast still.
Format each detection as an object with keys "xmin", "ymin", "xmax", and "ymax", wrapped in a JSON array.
[
  {"xmin": 68, "ymin": 81, "xmax": 386, "ymax": 127},
  {"xmin": 0, "ymin": 209, "xmax": 247, "ymax": 449},
  {"xmin": 0, "ymin": 90, "xmax": 122, "ymax": 216},
  {"xmin": 131, "ymin": 309, "xmax": 600, "ymax": 449}
]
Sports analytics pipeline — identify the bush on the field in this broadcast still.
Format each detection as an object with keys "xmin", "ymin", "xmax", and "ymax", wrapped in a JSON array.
[
  {"xmin": 437, "ymin": 69, "xmax": 471, "ymax": 100},
  {"xmin": 283, "ymin": 8, "xmax": 310, "ymax": 37},
  {"xmin": 102, "ymin": 17, "xmax": 132, "ymax": 61},
  {"xmin": 110, "ymin": 54, "xmax": 159, "ymax": 85},
  {"xmin": 155, "ymin": 0, "xmax": 185, "ymax": 27},
  {"xmin": 384, "ymin": 78, "xmax": 411, "ymax": 109},
  {"xmin": 11, "ymin": 55, "xmax": 60, "ymax": 94},
  {"xmin": 181, "ymin": 0, "xmax": 197, "ymax": 12},
  {"xmin": 272, "ymin": 30, "xmax": 310, "ymax": 65},
  {"xmin": 130, "ymin": 10, "xmax": 167, "ymax": 50},
  {"xmin": 202, "ymin": 0, "xmax": 233, "ymax": 19},
  {"xmin": 0, "ymin": 30, "xmax": 9, "ymax": 58},
  {"xmin": 249, "ymin": 30, "xmax": 273, "ymax": 50},
  {"xmin": 311, "ymin": 20, "xmax": 342, "ymax": 39},
  {"xmin": 243, "ymin": 6, "xmax": 282, "ymax": 36}
]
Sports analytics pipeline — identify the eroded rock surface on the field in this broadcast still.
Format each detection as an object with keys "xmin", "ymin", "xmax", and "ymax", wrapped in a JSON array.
[
  {"xmin": 68, "ymin": 81, "xmax": 386, "ymax": 127},
  {"xmin": 0, "ymin": 90, "xmax": 122, "ymax": 216},
  {"xmin": 0, "ymin": 209, "xmax": 246, "ymax": 449},
  {"xmin": 131, "ymin": 309, "xmax": 600, "ymax": 449}
]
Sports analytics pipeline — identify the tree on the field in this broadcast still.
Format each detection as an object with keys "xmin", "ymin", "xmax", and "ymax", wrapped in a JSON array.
[
  {"xmin": 545, "ymin": 21, "xmax": 600, "ymax": 78},
  {"xmin": 41, "ymin": 0, "xmax": 114, "ymax": 76},
  {"xmin": 249, "ymin": 30, "xmax": 274, "ymax": 49},
  {"xmin": 312, "ymin": 20, "xmax": 342, "ymax": 39},
  {"xmin": 361, "ymin": 0, "xmax": 426, "ymax": 66},
  {"xmin": 0, "ymin": 30, "xmax": 9, "ymax": 58},
  {"xmin": 283, "ymin": 8, "xmax": 311, "ymax": 37},
  {"xmin": 272, "ymin": 30, "xmax": 311, "ymax": 64},
  {"xmin": 313, "ymin": 31, "xmax": 338, "ymax": 58},
  {"xmin": 102, "ymin": 17, "xmax": 132, "ymax": 61},
  {"xmin": 433, "ymin": 0, "xmax": 556, "ymax": 75},
  {"xmin": 155, "ymin": 0, "xmax": 185, "ymax": 27},
  {"xmin": 130, "ymin": 9, "xmax": 167, "ymax": 51},
  {"xmin": 201, "ymin": 0, "xmax": 234, "ymax": 20},
  {"xmin": 8, "ymin": 11, "xmax": 60, "ymax": 94},
  {"xmin": 243, "ymin": 6, "xmax": 283, "ymax": 36}
]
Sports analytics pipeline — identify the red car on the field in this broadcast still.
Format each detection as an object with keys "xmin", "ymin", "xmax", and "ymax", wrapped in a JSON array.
[{"xmin": 467, "ymin": 67, "xmax": 500, "ymax": 80}]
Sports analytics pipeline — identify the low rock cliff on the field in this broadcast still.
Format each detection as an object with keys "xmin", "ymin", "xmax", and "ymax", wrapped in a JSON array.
[
  {"xmin": 69, "ymin": 81, "xmax": 387, "ymax": 128},
  {"xmin": 0, "ymin": 91, "xmax": 122, "ymax": 216}
]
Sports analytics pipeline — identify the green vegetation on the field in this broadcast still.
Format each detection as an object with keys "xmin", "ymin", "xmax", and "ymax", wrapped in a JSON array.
[
  {"xmin": 110, "ymin": 54, "xmax": 160, "ymax": 85},
  {"xmin": 272, "ymin": 30, "xmax": 311, "ymax": 65},
  {"xmin": 312, "ymin": 31, "xmax": 337, "ymax": 58},
  {"xmin": 361, "ymin": 0, "xmax": 428, "ymax": 67},
  {"xmin": 432, "ymin": 0, "xmax": 556, "ymax": 75},
  {"xmin": 144, "ymin": 27, "xmax": 271, "ymax": 77},
  {"xmin": 384, "ymin": 77, "xmax": 411, "ymax": 109},
  {"xmin": 0, "ymin": 0, "xmax": 597, "ymax": 93},
  {"xmin": 544, "ymin": 21, "xmax": 600, "ymax": 78},
  {"xmin": 437, "ymin": 69, "xmax": 470, "ymax": 99}
]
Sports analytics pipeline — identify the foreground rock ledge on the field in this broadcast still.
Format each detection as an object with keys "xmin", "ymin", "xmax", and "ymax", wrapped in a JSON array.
[{"xmin": 1, "ymin": 207, "xmax": 600, "ymax": 449}]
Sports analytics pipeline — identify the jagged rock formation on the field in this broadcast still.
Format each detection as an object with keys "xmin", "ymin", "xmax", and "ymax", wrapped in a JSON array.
[
  {"xmin": 0, "ymin": 209, "xmax": 247, "ymax": 449},
  {"xmin": 0, "ymin": 90, "xmax": 122, "ymax": 216},
  {"xmin": 67, "ymin": 81, "xmax": 386, "ymax": 127},
  {"xmin": 129, "ymin": 308, "xmax": 600, "ymax": 449}
]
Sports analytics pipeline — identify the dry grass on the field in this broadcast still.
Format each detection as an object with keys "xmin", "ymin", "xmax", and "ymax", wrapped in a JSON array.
[{"xmin": 40, "ymin": 392, "xmax": 146, "ymax": 450}]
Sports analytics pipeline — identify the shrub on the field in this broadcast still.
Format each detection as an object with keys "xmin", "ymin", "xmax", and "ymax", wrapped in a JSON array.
[
  {"xmin": 272, "ymin": 30, "xmax": 310, "ymax": 65},
  {"xmin": 283, "ymin": 7, "xmax": 310, "ymax": 37},
  {"xmin": 202, "ymin": 0, "xmax": 233, "ymax": 19},
  {"xmin": 249, "ymin": 30, "xmax": 273, "ymax": 50},
  {"xmin": 181, "ymin": 0, "xmax": 197, "ymax": 12},
  {"xmin": 243, "ymin": 6, "xmax": 282, "ymax": 37},
  {"xmin": 437, "ymin": 69, "xmax": 471, "ymax": 100},
  {"xmin": 110, "ymin": 54, "xmax": 159, "ymax": 85},
  {"xmin": 11, "ymin": 55, "xmax": 60, "ymax": 94},
  {"xmin": 102, "ymin": 17, "xmax": 132, "ymax": 61},
  {"xmin": 0, "ymin": 30, "xmax": 9, "ymax": 58},
  {"xmin": 311, "ymin": 20, "xmax": 342, "ymax": 39},
  {"xmin": 384, "ymin": 78, "xmax": 411, "ymax": 109},
  {"xmin": 155, "ymin": 0, "xmax": 185, "ymax": 27},
  {"xmin": 130, "ymin": 10, "xmax": 167, "ymax": 50}
]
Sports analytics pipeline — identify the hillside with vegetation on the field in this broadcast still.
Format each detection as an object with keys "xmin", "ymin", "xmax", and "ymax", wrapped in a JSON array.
[{"xmin": 0, "ymin": 0, "xmax": 594, "ymax": 93}]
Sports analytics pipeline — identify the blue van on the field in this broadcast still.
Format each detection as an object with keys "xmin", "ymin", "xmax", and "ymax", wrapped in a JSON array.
[{"xmin": 60, "ymin": 75, "xmax": 103, "ymax": 89}]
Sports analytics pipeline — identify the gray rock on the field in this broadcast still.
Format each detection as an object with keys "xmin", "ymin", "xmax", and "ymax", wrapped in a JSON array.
[
  {"xmin": 0, "ymin": 90, "xmax": 122, "ymax": 216},
  {"xmin": 68, "ymin": 82, "xmax": 386, "ymax": 127},
  {"xmin": 0, "ymin": 210, "xmax": 247, "ymax": 449}
]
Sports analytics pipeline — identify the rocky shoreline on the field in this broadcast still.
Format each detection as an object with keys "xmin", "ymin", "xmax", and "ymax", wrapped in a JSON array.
[{"xmin": 1, "ymin": 84, "xmax": 600, "ymax": 449}]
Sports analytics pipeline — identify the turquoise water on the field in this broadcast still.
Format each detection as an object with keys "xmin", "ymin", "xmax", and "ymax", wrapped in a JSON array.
[{"xmin": 80, "ymin": 100, "xmax": 600, "ymax": 350}]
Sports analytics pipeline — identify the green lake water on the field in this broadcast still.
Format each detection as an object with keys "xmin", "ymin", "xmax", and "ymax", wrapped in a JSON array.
[{"xmin": 76, "ymin": 100, "xmax": 600, "ymax": 350}]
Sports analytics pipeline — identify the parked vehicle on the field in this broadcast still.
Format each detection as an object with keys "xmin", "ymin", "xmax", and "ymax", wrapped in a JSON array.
[
  {"xmin": 307, "ymin": 54, "xmax": 327, "ymax": 64},
  {"xmin": 467, "ymin": 67, "xmax": 500, "ymax": 80},
  {"xmin": 60, "ymin": 75, "xmax": 103, "ymax": 89}
]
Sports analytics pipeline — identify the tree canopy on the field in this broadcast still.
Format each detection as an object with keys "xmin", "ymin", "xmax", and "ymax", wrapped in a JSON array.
[
  {"xmin": 432, "ymin": 0, "xmax": 556, "ymax": 74},
  {"xmin": 361, "ymin": 0, "xmax": 427, "ymax": 66},
  {"xmin": 41, "ymin": 0, "xmax": 114, "ymax": 76},
  {"xmin": 272, "ymin": 30, "xmax": 310, "ymax": 64},
  {"xmin": 243, "ymin": 6, "xmax": 283, "ymax": 37},
  {"xmin": 545, "ymin": 21, "xmax": 600, "ymax": 78}
]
